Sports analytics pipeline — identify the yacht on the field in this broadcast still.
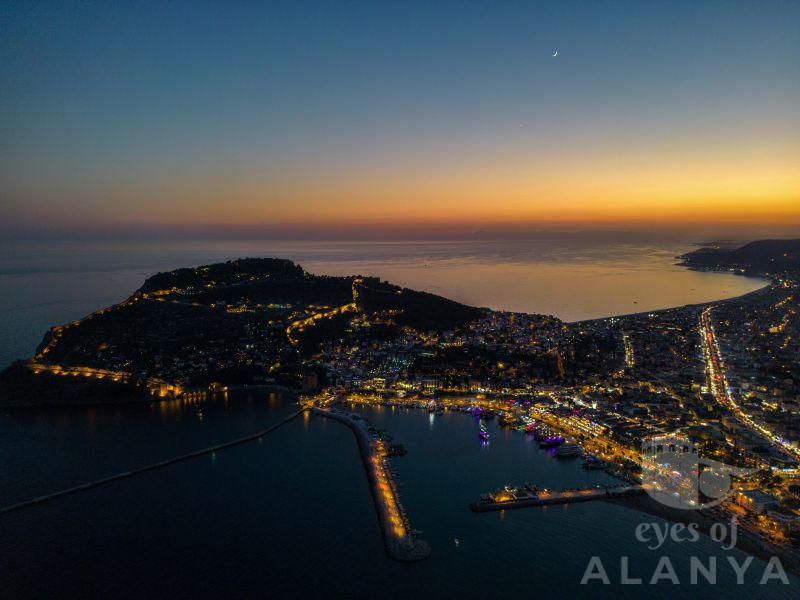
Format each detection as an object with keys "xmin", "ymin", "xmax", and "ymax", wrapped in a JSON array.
[{"xmin": 538, "ymin": 435, "xmax": 564, "ymax": 448}]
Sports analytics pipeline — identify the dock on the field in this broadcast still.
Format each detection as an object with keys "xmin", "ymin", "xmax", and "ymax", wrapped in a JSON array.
[
  {"xmin": 311, "ymin": 407, "xmax": 431, "ymax": 561},
  {"xmin": 470, "ymin": 484, "xmax": 645, "ymax": 512}
]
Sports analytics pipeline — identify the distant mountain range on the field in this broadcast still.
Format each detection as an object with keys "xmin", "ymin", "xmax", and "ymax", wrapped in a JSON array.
[{"xmin": 678, "ymin": 239, "xmax": 800, "ymax": 275}]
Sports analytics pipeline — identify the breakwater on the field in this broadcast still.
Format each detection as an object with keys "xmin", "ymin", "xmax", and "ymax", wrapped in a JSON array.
[
  {"xmin": 311, "ymin": 406, "xmax": 430, "ymax": 561},
  {"xmin": 0, "ymin": 409, "xmax": 305, "ymax": 515}
]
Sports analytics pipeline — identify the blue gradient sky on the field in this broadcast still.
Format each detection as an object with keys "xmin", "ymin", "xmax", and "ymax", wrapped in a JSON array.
[{"xmin": 2, "ymin": 1, "xmax": 799, "ymax": 236}]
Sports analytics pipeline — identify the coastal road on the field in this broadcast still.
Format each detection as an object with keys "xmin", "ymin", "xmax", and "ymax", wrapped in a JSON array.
[{"xmin": 699, "ymin": 307, "xmax": 799, "ymax": 462}]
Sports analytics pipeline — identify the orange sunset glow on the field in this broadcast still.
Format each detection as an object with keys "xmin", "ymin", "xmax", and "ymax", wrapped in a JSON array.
[
  {"xmin": 2, "ymin": 2, "xmax": 798, "ymax": 237},
  {"xmin": 3, "ymin": 4, "xmax": 800, "ymax": 596}
]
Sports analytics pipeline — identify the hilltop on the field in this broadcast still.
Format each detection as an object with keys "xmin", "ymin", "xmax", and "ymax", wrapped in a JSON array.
[
  {"xmin": 0, "ymin": 258, "xmax": 494, "ymax": 405},
  {"xmin": 0, "ymin": 257, "xmax": 628, "ymax": 407},
  {"xmin": 678, "ymin": 239, "xmax": 800, "ymax": 275}
]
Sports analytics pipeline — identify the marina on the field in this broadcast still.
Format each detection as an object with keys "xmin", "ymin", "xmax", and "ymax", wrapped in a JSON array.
[
  {"xmin": 324, "ymin": 395, "xmax": 648, "ymax": 516},
  {"xmin": 1, "ymin": 389, "xmax": 792, "ymax": 596}
]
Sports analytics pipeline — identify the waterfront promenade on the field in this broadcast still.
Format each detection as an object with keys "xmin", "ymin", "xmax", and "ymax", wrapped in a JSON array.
[{"xmin": 310, "ymin": 406, "xmax": 431, "ymax": 561}]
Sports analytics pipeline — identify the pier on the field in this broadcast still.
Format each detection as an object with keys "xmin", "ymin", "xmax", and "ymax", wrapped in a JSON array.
[
  {"xmin": 311, "ymin": 406, "xmax": 431, "ymax": 562},
  {"xmin": 470, "ymin": 484, "xmax": 645, "ymax": 512},
  {"xmin": 0, "ymin": 409, "xmax": 306, "ymax": 515}
]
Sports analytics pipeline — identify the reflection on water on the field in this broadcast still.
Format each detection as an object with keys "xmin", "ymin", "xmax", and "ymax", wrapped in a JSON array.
[{"xmin": 0, "ymin": 393, "xmax": 793, "ymax": 597}]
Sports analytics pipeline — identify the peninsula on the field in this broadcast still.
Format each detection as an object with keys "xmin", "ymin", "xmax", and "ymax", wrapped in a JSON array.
[{"xmin": 1, "ymin": 241, "xmax": 800, "ymax": 562}]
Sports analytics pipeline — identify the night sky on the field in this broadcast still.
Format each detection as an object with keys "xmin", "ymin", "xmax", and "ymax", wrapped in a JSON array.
[{"xmin": 2, "ymin": 1, "xmax": 799, "ymax": 235}]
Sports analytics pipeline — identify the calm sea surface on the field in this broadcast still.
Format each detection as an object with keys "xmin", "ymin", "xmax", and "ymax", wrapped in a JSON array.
[
  {"xmin": 0, "ymin": 393, "xmax": 794, "ymax": 597},
  {"xmin": 0, "ymin": 238, "xmax": 782, "ymax": 598}
]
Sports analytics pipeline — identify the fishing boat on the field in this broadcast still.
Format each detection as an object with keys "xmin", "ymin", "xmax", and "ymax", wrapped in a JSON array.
[{"xmin": 478, "ymin": 426, "xmax": 490, "ymax": 441}]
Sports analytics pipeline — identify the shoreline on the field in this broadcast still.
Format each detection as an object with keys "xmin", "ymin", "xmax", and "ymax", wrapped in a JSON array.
[
  {"xmin": 0, "ymin": 381, "xmax": 298, "ymax": 410},
  {"xmin": 1, "ymin": 244, "xmax": 775, "ymax": 364},
  {"xmin": 571, "ymin": 279, "xmax": 772, "ymax": 325},
  {"xmin": 603, "ymin": 494, "xmax": 800, "ymax": 577}
]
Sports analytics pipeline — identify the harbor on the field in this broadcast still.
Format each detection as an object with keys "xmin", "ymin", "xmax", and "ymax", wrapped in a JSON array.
[
  {"xmin": 3, "ymin": 387, "xmax": 796, "ymax": 595},
  {"xmin": 468, "ymin": 408, "xmax": 646, "ymax": 511}
]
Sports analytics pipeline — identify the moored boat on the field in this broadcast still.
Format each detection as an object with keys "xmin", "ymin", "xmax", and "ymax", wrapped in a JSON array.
[
  {"xmin": 538, "ymin": 435, "xmax": 564, "ymax": 448},
  {"xmin": 555, "ymin": 443, "xmax": 581, "ymax": 458},
  {"xmin": 499, "ymin": 412, "xmax": 516, "ymax": 426}
]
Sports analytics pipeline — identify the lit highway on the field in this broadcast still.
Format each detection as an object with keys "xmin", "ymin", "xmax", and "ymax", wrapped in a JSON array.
[{"xmin": 699, "ymin": 307, "xmax": 800, "ymax": 461}]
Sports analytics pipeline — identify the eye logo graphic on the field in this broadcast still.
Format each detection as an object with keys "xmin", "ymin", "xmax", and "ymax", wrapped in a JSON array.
[{"xmin": 641, "ymin": 436, "xmax": 757, "ymax": 510}]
